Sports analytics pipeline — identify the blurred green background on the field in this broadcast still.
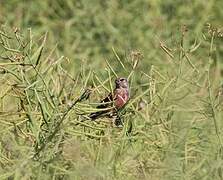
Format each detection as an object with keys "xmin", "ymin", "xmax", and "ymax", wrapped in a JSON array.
[
  {"xmin": 1, "ymin": 0, "xmax": 222, "ymax": 70},
  {"xmin": 0, "ymin": 0, "xmax": 223, "ymax": 179}
]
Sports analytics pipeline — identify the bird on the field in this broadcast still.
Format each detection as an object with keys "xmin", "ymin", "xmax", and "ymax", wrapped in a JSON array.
[{"xmin": 89, "ymin": 77, "xmax": 130, "ymax": 120}]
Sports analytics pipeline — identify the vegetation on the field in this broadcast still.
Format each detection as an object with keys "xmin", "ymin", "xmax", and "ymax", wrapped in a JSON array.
[{"xmin": 0, "ymin": 0, "xmax": 223, "ymax": 179}]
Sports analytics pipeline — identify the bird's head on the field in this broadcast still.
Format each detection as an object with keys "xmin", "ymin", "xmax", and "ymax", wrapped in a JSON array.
[{"xmin": 115, "ymin": 77, "xmax": 128, "ymax": 89}]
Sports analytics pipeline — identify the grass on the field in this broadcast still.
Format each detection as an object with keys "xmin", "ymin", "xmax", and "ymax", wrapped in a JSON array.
[{"xmin": 0, "ymin": 0, "xmax": 223, "ymax": 179}]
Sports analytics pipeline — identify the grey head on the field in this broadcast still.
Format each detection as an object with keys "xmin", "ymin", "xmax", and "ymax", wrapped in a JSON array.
[{"xmin": 115, "ymin": 77, "xmax": 129, "ymax": 89}]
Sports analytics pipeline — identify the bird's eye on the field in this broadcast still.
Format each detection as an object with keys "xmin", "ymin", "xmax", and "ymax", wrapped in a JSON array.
[{"xmin": 120, "ymin": 78, "xmax": 125, "ymax": 81}]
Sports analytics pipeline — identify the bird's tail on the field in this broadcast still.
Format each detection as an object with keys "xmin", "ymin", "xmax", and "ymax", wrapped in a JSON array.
[
  {"xmin": 89, "ymin": 107, "xmax": 113, "ymax": 120},
  {"xmin": 89, "ymin": 111, "xmax": 105, "ymax": 120}
]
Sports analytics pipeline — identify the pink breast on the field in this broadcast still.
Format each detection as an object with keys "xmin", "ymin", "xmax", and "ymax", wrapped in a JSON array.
[{"xmin": 114, "ymin": 89, "xmax": 129, "ymax": 109}]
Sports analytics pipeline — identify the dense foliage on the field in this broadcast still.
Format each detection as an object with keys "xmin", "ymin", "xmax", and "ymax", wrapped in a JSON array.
[{"xmin": 0, "ymin": 0, "xmax": 223, "ymax": 179}]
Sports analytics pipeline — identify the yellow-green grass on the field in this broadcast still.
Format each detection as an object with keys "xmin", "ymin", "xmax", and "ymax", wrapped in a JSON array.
[{"xmin": 0, "ymin": 0, "xmax": 223, "ymax": 179}]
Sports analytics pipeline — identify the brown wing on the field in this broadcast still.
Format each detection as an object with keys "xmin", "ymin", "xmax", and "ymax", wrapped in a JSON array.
[
  {"xmin": 89, "ymin": 92, "xmax": 113, "ymax": 120},
  {"xmin": 96, "ymin": 92, "xmax": 113, "ymax": 108}
]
